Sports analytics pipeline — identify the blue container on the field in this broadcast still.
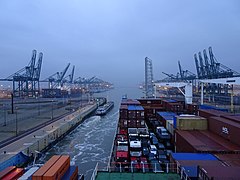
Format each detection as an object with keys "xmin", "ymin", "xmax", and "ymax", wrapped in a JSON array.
[
  {"xmin": 128, "ymin": 105, "xmax": 144, "ymax": 111},
  {"xmin": 199, "ymin": 104, "xmax": 228, "ymax": 112},
  {"xmin": 171, "ymin": 153, "xmax": 218, "ymax": 161},
  {"xmin": 62, "ymin": 166, "xmax": 78, "ymax": 180},
  {"xmin": 165, "ymin": 99, "xmax": 177, "ymax": 103}
]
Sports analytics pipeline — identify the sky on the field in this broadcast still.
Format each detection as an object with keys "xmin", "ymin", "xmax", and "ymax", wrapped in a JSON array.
[{"xmin": 0, "ymin": 0, "xmax": 240, "ymax": 87}]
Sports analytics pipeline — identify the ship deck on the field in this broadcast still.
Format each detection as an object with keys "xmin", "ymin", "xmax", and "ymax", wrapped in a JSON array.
[{"xmin": 95, "ymin": 171, "xmax": 180, "ymax": 180}]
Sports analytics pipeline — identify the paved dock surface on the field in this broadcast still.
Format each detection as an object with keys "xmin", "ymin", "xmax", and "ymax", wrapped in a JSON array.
[
  {"xmin": 0, "ymin": 97, "xmax": 89, "ymax": 142},
  {"xmin": 0, "ymin": 103, "xmax": 96, "ymax": 164}
]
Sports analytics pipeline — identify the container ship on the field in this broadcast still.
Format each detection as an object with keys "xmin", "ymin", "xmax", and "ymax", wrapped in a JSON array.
[
  {"xmin": 91, "ymin": 98, "xmax": 240, "ymax": 180},
  {"xmin": 95, "ymin": 101, "xmax": 114, "ymax": 116}
]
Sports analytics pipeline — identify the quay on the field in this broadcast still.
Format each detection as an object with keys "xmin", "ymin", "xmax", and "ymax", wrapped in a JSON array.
[{"xmin": 0, "ymin": 101, "xmax": 99, "ymax": 171}]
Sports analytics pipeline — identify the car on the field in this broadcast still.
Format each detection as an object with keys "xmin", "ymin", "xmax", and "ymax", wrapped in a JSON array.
[
  {"xmin": 149, "ymin": 145, "xmax": 158, "ymax": 156},
  {"xmin": 164, "ymin": 141, "xmax": 173, "ymax": 149},
  {"xmin": 130, "ymin": 151, "xmax": 142, "ymax": 157},
  {"xmin": 157, "ymin": 150, "xmax": 166, "ymax": 156},
  {"xmin": 149, "ymin": 132, "xmax": 156, "ymax": 139},
  {"xmin": 142, "ymin": 147, "xmax": 150, "ymax": 157},
  {"xmin": 157, "ymin": 143, "xmax": 165, "ymax": 150},
  {"xmin": 141, "ymin": 139, "xmax": 150, "ymax": 148},
  {"xmin": 158, "ymin": 154, "xmax": 167, "ymax": 162},
  {"xmin": 151, "ymin": 136, "xmax": 158, "ymax": 145},
  {"xmin": 148, "ymin": 153, "xmax": 157, "ymax": 161}
]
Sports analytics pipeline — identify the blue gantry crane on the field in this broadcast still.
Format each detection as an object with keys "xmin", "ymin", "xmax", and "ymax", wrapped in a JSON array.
[
  {"xmin": 44, "ymin": 63, "xmax": 70, "ymax": 89},
  {"xmin": 0, "ymin": 50, "xmax": 43, "ymax": 97}
]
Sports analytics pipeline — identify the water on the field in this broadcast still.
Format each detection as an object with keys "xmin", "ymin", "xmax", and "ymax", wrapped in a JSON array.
[{"xmin": 37, "ymin": 87, "xmax": 142, "ymax": 179}]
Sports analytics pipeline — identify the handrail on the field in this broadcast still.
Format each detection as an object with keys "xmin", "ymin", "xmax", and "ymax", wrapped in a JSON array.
[
  {"xmin": 90, "ymin": 162, "xmax": 99, "ymax": 180},
  {"xmin": 107, "ymin": 110, "xmax": 119, "ymax": 171}
]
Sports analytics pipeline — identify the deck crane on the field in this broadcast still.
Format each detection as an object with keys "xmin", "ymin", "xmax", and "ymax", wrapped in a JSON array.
[{"xmin": 45, "ymin": 63, "xmax": 70, "ymax": 89}]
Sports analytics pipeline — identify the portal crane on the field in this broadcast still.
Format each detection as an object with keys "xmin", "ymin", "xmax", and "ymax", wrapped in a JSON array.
[
  {"xmin": 44, "ymin": 63, "xmax": 70, "ymax": 89},
  {"xmin": 61, "ymin": 65, "xmax": 75, "ymax": 89},
  {"xmin": 1, "ymin": 50, "xmax": 43, "ymax": 97}
]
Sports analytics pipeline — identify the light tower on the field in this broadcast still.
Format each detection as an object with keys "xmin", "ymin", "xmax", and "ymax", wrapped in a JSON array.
[{"xmin": 145, "ymin": 57, "xmax": 154, "ymax": 98}]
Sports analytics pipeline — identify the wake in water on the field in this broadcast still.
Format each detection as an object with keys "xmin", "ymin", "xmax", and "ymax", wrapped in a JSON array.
[{"xmin": 37, "ymin": 108, "xmax": 119, "ymax": 179}]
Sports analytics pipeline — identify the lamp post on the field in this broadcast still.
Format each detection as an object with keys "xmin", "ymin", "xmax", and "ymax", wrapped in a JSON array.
[
  {"xmin": 15, "ymin": 106, "xmax": 18, "ymax": 136},
  {"xmin": 3, "ymin": 104, "xmax": 6, "ymax": 126},
  {"xmin": 51, "ymin": 100, "xmax": 53, "ymax": 120}
]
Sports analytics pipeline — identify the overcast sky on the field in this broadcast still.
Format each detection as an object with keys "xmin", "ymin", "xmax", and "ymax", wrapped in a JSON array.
[{"xmin": 0, "ymin": 0, "xmax": 240, "ymax": 87}]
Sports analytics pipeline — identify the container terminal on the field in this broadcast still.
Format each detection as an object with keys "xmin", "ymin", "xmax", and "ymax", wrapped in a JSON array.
[{"xmin": 1, "ymin": 47, "xmax": 240, "ymax": 179}]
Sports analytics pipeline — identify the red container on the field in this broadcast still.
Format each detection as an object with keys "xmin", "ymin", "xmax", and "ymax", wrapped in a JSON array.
[
  {"xmin": 0, "ymin": 166, "xmax": 16, "ymax": 179},
  {"xmin": 208, "ymin": 116, "xmax": 240, "ymax": 146},
  {"xmin": 2, "ymin": 168, "xmax": 24, "ymax": 180},
  {"xmin": 138, "ymin": 99, "xmax": 163, "ymax": 106},
  {"xmin": 198, "ymin": 165, "xmax": 240, "ymax": 179},
  {"xmin": 120, "ymin": 105, "xmax": 128, "ymax": 119},
  {"xmin": 175, "ymin": 130, "xmax": 240, "ymax": 154},
  {"xmin": 222, "ymin": 115, "xmax": 240, "ymax": 124},
  {"xmin": 199, "ymin": 109, "xmax": 229, "ymax": 119},
  {"xmin": 214, "ymin": 154, "xmax": 240, "ymax": 167}
]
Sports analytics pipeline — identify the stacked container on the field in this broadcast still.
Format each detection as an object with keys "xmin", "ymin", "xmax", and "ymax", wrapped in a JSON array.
[
  {"xmin": 186, "ymin": 103, "xmax": 198, "ymax": 115},
  {"xmin": 32, "ymin": 155, "xmax": 77, "ymax": 180},
  {"xmin": 170, "ymin": 153, "xmax": 224, "ymax": 179}
]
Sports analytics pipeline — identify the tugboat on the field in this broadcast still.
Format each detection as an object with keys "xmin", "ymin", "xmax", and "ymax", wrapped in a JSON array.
[{"xmin": 96, "ymin": 101, "xmax": 114, "ymax": 116}]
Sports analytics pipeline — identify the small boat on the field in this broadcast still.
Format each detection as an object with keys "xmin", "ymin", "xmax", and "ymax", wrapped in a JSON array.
[{"xmin": 96, "ymin": 101, "xmax": 114, "ymax": 116}]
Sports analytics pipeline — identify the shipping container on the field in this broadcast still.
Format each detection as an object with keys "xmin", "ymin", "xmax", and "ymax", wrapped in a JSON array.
[
  {"xmin": 43, "ymin": 155, "xmax": 70, "ymax": 180},
  {"xmin": 198, "ymin": 165, "xmax": 240, "ymax": 179},
  {"xmin": 170, "ymin": 153, "xmax": 218, "ymax": 161},
  {"xmin": 199, "ymin": 104, "xmax": 228, "ymax": 112},
  {"xmin": 186, "ymin": 104, "xmax": 199, "ymax": 115},
  {"xmin": 222, "ymin": 115, "xmax": 240, "ymax": 124},
  {"xmin": 214, "ymin": 154, "xmax": 240, "ymax": 167},
  {"xmin": 208, "ymin": 116, "xmax": 240, "ymax": 146},
  {"xmin": 61, "ymin": 166, "xmax": 78, "ymax": 180},
  {"xmin": 2, "ymin": 168, "xmax": 24, "ymax": 180},
  {"xmin": 166, "ymin": 120, "xmax": 174, "ymax": 137},
  {"xmin": 156, "ymin": 112, "xmax": 176, "ymax": 128},
  {"xmin": 198, "ymin": 109, "xmax": 229, "ymax": 119},
  {"xmin": 175, "ymin": 130, "xmax": 240, "ymax": 154},
  {"xmin": 32, "ymin": 155, "xmax": 61, "ymax": 180},
  {"xmin": 169, "ymin": 153, "xmax": 222, "ymax": 179},
  {"xmin": 138, "ymin": 99, "xmax": 163, "ymax": 106},
  {"xmin": 19, "ymin": 167, "xmax": 39, "ymax": 180},
  {"xmin": 176, "ymin": 115, "xmax": 207, "ymax": 130},
  {"xmin": 0, "ymin": 166, "xmax": 16, "ymax": 179}
]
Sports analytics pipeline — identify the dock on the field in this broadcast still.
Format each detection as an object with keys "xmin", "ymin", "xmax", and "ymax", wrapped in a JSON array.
[{"xmin": 0, "ymin": 102, "xmax": 98, "ymax": 171}]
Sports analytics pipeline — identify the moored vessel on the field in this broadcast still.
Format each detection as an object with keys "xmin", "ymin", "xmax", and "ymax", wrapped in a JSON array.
[{"xmin": 95, "ymin": 101, "xmax": 114, "ymax": 116}]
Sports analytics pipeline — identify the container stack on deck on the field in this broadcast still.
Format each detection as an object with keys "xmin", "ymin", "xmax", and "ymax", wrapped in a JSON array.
[
  {"xmin": 112, "ymin": 98, "xmax": 240, "ymax": 179},
  {"xmin": 0, "ymin": 155, "xmax": 80, "ymax": 180}
]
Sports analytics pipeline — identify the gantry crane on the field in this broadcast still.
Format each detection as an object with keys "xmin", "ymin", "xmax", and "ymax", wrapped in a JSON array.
[
  {"xmin": 0, "ymin": 50, "xmax": 43, "ymax": 97},
  {"xmin": 43, "ymin": 63, "xmax": 70, "ymax": 89}
]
